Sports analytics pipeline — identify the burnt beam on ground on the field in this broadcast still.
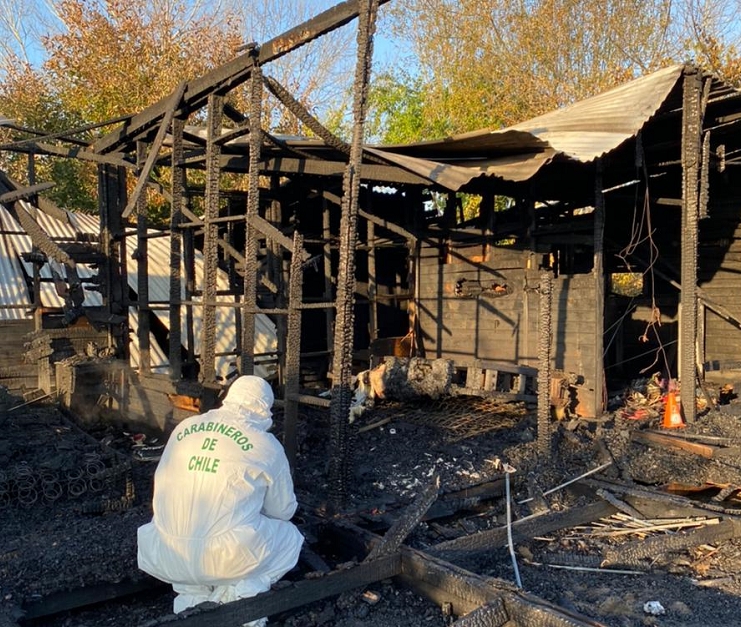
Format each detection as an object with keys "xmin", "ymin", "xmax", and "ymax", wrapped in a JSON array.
[
  {"xmin": 22, "ymin": 577, "xmax": 166, "ymax": 621},
  {"xmin": 142, "ymin": 553, "xmax": 402, "ymax": 627},
  {"xmin": 601, "ymin": 518, "xmax": 741, "ymax": 569},
  {"xmin": 328, "ymin": 521, "xmax": 609, "ymax": 626},
  {"xmin": 429, "ymin": 500, "xmax": 618, "ymax": 563},
  {"xmin": 366, "ymin": 474, "xmax": 440, "ymax": 561}
]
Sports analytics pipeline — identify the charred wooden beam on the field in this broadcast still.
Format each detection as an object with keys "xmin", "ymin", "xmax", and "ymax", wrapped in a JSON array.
[
  {"xmin": 223, "ymin": 154, "xmax": 433, "ymax": 185},
  {"xmin": 0, "ymin": 170, "xmax": 72, "ymax": 226},
  {"xmin": 426, "ymin": 478, "xmax": 506, "ymax": 520},
  {"xmin": 144, "ymin": 552, "xmax": 402, "ymax": 627},
  {"xmin": 264, "ymin": 74, "xmax": 352, "ymax": 156},
  {"xmin": 0, "ymin": 191, "xmax": 72, "ymax": 266},
  {"xmin": 430, "ymin": 500, "xmax": 617, "ymax": 564},
  {"xmin": 680, "ymin": 66, "xmax": 703, "ymax": 423},
  {"xmin": 122, "ymin": 82, "xmax": 186, "ymax": 219},
  {"xmin": 94, "ymin": 0, "xmax": 391, "ymax": 154},
  {"xmin": 451, "ymin": 599, "xmax": 509, "ymax": 627},
  {"xmin": 402, "ymin": 549, "xmax": 609, "ymax": 627},
  {"xmin": 324, "ymin": 189, "xmax": 418, "ymax": 243},
  {"xmin": 330, "ymin": 521, "xmax": 608, "ymax": 626},
  {"xmin": 247, "ymin": 212, "xmax": 310, "ymax": 261},
  {"xmin": 583, "ymin": 477, "xmax": 741, "ymax": 518},
  {"xmin": 6, "ymin": 141, "xmax": 134, "ymax": 168},
  {"xmin": 179, "ymin": 152, "xmax": 434, "ymax": 185},
  {"xmin": 366, "ymin": 475, "xmax": 440, "ymax": 561},
  {"xmin": 0, "ymin": 182, "xmax": 54, "ymax": 204}
]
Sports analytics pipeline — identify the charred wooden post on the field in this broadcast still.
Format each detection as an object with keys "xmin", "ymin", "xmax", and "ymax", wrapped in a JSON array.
[
  {"xmin": 328, "ymin": 0, "xmax": 379, "ymax": 510},
  {"xmin": 367, "ymin": 208, "xmax": 378, "ymax": 343},
  {"xmin": 168, "ymin": 116, "xmax": 186, "ymax": 381},
  {"xmin": 593, "ymin": 162, "xmax": 605, "ymax": 416},
  {"xmin": 537, "ymin": 269, "xmax": 553, "ymax": 455},
  {"xmin": 268, "ymin": 183, "xmax": 287, "ymax": 390},
  {"xmin": 200, "ymin": 93, "xmax": 224, "ymax": 391},
  {"xmin": 284, "ymin": 231, "xmax": 304, "ymax": 469},
  {"xmin": 680, "ymin": 66, "xmax": 702, "ymax": 423},
  {"xmin": 135, "ymin": 141, "xmax": 151, "ymax": 374},
  {"xmin": 322, "ymin": 197, "xmax": 334, "ymax": 360},
  {"xmin": 240, "ymin": 53, "xmax": 263, "ymax": 376},
  {"xmin": 183, "ymin": 207, "xmax": 197, "ymax": 378},
  {"xmin": 97, "ymin": 164, "xmax": 128, "ymax": 358}
]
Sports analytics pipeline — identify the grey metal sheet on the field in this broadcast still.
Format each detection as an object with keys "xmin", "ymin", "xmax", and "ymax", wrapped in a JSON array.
[
  {"xmin": 0, "ymin": 228, "xmax": 31, "ymax": 320},
  {"xmin": 75, "ymin": 212, "xmax": 277, "ymax": 380},
  {"xmin": 369, "ymin": 64, "xmax": 688, "ymax": 188}
]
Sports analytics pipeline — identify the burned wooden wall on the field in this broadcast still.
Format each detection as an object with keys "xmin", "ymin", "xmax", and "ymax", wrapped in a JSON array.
[
  {"xmin": 416, "ymin": 238, "xmax": 599, "ymax": 415},
  {"xmin": 699, "ymin": 177, "xmax": 741, "ymax": 379},
  {"xmin": 0, "ymin": 319, "xmax": 36, "ymax": 391}
]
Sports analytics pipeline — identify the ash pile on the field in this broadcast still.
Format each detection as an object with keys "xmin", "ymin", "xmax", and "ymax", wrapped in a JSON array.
[{"xmin": 0, "ymin": 394, "xmax": 155, "ymax": 625}]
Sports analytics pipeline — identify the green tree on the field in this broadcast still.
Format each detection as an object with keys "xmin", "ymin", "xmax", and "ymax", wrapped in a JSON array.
[
  {"xmin": 380, "ymin": 0, "xmax": 741, "ymax": 139},
  {"xmin": 43, "ymin": 0, "xmax": 244, "ymax": 123},
  {"xmin": 366, "ymin": 71, "xmax": 452, "ymax": 143}
]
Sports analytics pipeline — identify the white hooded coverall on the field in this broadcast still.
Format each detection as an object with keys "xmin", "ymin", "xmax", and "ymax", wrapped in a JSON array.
[{"xmin": 138, "ymin": 376, "xmax": 304, "ymax": 614}]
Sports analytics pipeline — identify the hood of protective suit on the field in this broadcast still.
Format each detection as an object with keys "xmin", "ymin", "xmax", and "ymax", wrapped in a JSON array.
[{"xmin": 221, "ymin": 375, "xmax": 274, "ymax": 429}]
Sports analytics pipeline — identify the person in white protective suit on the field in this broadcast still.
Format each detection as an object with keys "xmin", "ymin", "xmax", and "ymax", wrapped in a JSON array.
[{"xmin": 137, "ymin": 375, "xmax": 304, "ymax": 619}]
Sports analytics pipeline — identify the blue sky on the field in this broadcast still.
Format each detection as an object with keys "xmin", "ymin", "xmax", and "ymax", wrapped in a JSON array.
[{"xmin": 11, "ymin": 0, "xmax": 410, "ymax": 72}]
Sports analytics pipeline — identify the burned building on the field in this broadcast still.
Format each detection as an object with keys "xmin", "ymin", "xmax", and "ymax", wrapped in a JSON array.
[{"xmin": 4, "ymin": 1, "xmax": 741, "ymax": 625}]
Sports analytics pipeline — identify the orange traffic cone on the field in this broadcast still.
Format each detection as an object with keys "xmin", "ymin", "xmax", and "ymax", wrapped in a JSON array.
[{"xmin": 662, "ymin": 391, "xmax": 685, "ymax": 428}]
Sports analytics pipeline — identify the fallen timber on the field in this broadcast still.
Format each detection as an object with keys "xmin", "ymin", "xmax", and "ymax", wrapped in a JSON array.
[
  {"xmin": 329, "ymin": 521, "xmax": 610, "ymax": 627},
  {"xmin": 136, "ymin": 489, "xmax": 610, "ymax": 627},
  {"xmin": 429, "ymin": 500, "xmax": 619, "ymax": 563}
]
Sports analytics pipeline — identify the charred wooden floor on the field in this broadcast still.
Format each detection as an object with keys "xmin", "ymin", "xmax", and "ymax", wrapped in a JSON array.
[{"xmin": 7, "ymin": 394, "xmax": 741, "ymax": 627}]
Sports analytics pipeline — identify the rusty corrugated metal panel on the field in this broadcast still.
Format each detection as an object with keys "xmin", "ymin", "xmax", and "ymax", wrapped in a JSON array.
[
  {"xmin": 370, "ymin": 64, "xmax": 688, "ymax": 188},
  {"xmin": 510, "ymin": 64, "xmax": 685, "ymax": 160},
  {"xmin": 366, "ymin": 144, "xmax": 555, "ymax": 187}
]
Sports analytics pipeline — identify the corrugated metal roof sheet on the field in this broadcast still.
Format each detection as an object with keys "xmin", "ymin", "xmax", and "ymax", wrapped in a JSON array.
[
  {"xmin": 0, "ymin": 207, "xmax": 276, "ymax": 380},
  {"xmin": 509, "ymin": 64, "xmax": 685, "ymax": 160},
  {"xmin": 118, "ymin": 226, "xmax": 277, "ymax": 380},
  {"xmin": 0, "ymin": 205, "xmax": 102, "ymax": 309},
  {"xmin": 0, "ymin": 228, "xmax": 31, "ymax": 320},
  {"xmin": 370, "ymin": 64, "xmax": 689, "ymax": 188}
]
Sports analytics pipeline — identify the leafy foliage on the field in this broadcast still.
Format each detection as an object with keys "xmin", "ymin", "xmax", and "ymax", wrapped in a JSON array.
[{"xmin": 382, "ymin": 0, "xmax": 741, "ymax": 139}]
